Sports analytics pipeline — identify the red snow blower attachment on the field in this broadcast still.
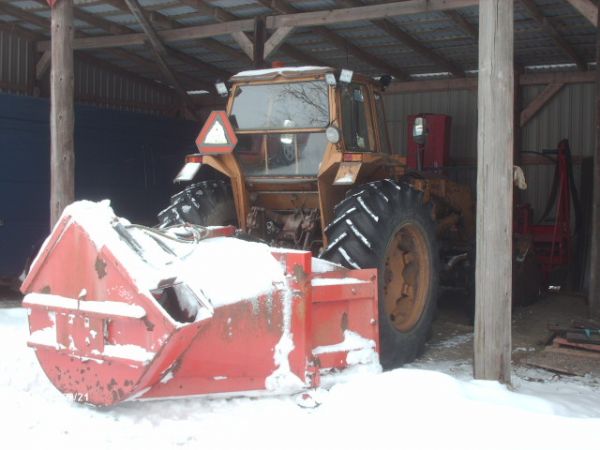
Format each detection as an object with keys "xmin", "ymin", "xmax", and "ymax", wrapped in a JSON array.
[{"xmin": 21, "ymin": 201, "xmax": 379, "ymax": 406}]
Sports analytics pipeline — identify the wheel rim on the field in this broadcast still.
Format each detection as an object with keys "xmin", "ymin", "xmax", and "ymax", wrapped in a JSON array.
[{"xmin": 383, "ymin": 222, "xmax": 431, "ymax": 333}]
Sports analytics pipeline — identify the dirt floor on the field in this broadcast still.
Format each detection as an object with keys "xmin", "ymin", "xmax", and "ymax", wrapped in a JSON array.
[
  {"xmin": 413, "ymin": 289, "xmax": 594, "ymax": 378},
  {"xmin": 1, "ymin": 283, "xmax": 594, "ymax": 378}
]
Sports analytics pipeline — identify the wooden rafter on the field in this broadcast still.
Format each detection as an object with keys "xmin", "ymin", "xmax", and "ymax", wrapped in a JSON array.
[
  {"xmin": 255, "ymin": 0, "xmax": 408, "ymax": 80},
  {"xmin": 37, "ymin": 0, "xmax": 479, "ymax": 52},
  {"xmin": 564, "ymin": 0, "xmax": 598, "ymax": 26},
  {"xmin": 123, "ymin": 0, "xmax": 197, "ymax": 114},
  {"xmin": 336, "ymin": 0, "xmax": 464, "ymax": 77},
  {"xmin": 519, "ymin": 82, "xmax": 565, "ymax": 126},
  {"xmin": 81, "ymin": 0, "xmax": 229, "ymax": 81},
  {"xmin": 520, "ymin": 0, "xmax": 587, "ymax": 70},
  {"xmin": 444, "ymin": 10, "xmax": 478, "ymax": 38},
  {"xmin": 178, "ymin": 0, "xmax": 322, "ymax": 67},
  {"xmin": 0, "ymin": 1, "xmax": 189, "ymax": 95}
]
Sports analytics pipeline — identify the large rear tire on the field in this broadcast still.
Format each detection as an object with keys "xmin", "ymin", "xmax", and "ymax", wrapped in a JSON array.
[
  {"xmin": 157, "ymin": 180, "xmax": 236, "ymax": 228},
  {"xmin": 320, "ymin": 180, "xmax": 439, "ymax": 369}
]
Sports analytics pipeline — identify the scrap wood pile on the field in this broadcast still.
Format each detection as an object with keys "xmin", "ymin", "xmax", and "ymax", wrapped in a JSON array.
[{"xmin": 526, "ymin": 320, "xmax": 600, "ymax": 377}]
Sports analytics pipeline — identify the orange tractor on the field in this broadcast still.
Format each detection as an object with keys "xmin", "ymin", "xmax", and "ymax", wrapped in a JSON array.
[
  {"xmin": 21, "ymin": 66, "xmax": 475, "ymax": 406},
  {"xmin": 159, "ymin": 66, "xmax": 475, "ymax": 367}
]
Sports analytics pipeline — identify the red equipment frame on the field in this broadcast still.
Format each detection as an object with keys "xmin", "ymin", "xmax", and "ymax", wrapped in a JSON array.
[
  {"xmin": 21, "ymin": 208, "xmax": 379, "ymax": 406},
  {"xmin": 515, "ymin": 140, "xmax": 571, "ymax": 280}
]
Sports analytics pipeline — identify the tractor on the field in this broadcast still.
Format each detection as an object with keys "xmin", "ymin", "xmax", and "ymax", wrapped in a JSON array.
[{"xmin": 158, "ymin": 66, "xmax": 475, "ymax": 369}]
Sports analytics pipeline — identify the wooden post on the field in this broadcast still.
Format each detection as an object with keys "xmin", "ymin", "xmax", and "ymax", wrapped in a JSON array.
[
  {"xmin": 253, "ymin": 16, "xmax": 266, "ymax": 68},
  {"xmin": 50, "ymin": 0, "xmax": 75, "ymax": 227},
  {"xmin": 474, "ymin": 0, "xmax": 514, "ymax": 384},
  {"xmin": 590, "ymin": 1, "xmax": 600, "ymax": 318}
]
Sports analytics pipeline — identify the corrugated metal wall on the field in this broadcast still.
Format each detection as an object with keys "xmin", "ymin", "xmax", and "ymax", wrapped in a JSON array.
[
  {"xmin": 0, "ymin": 92, "xmax": 198, "ymax": 277},
  {"xmin": 0, "ymin": 29, "xmax": 177, "ymax": 115},
  {"xmin": 0, "ymin": 29, "xmax": 34, "ymax": 95},
  {"xmin": 384, "ymin": 82, "xmax": 595, "ymax": 221}
]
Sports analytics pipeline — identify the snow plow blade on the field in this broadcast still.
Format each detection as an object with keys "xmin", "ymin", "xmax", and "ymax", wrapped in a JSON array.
[{"xmin": 21, "ymin": 201, "xmax": 379, "ymax": 406}]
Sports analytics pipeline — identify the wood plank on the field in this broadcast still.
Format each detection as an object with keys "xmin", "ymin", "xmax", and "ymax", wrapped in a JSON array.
[
  {"xmin": 253, "ymin": 17, "xmax": 266, "ymax": 67},
  {"xmin": 124, "ymin": 0, "xmax": 197, "ymax": 116},
  {"xmin": 591, "ymin": 7, "xmax": 600, "ymax": 318},
  {"xmin": 519, "ymin": 82, "xmax": 564, "ymax": 127},
  {"xmin": 37, "ymin": 0, "xmax": 479, "ymax": 51},
  {"xmin": 264, "ymin": 26, "xmax": 294, "ymax": 60},
  {"xmin": 35, "ymin": 50, "xmax": 51, "ymax": 81},
  {"xmin": 338, "ymin": 0, "xmax": 465, "ymax": 76},
  {"xmin": 385, "ymin": 71, "xmax": 595, "ymax": 94},
  {"xmin": 526, "ymin": 347, "xmax": 600, "ymax": 377},
  {"xmin": 474, "ymin": 0, "xmax": 514, "ymax": 385},
  {"xmin": 256, "ymin": 0, "xmax": 408, "ymax": 79},
  {"xmin": 231, "ymin": 31, "xmax": 254, "ymax": 59},
  {"xmin": 564, "ymin": 0, "xmax": 598, "ymax": 26},
  {"xmin": 520, "ymin": 0, "xmax": 587, "ymax": 71},
  {"xmin": 445, "ymin": 9, "xmax": 478, "ymax": 38},
  {"xmin": 50, "ymin": 0, "xmax": 75, "ymax": 228},
  {"xmin": 266, "ymin": 0, "xmax": 479, "ymax": 28}
]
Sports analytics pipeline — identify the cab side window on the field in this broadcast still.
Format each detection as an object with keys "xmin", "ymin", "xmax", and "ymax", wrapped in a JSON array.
[
  {"xmin": 341, "ymin": 84, "xmax": 373, "ymax": 151},
  {"xmin": 374, "ymin": 93, "xmax": 391, "ymax": 154}
]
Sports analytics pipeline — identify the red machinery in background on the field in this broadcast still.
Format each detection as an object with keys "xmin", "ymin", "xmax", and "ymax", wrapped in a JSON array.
[
  {"xmin": 407, "ymin": 114, "xmax": 451, "ymax": 171},
  {"xmin": 516, "ymin": 139, "xmax": 580, "ymax": 284}
]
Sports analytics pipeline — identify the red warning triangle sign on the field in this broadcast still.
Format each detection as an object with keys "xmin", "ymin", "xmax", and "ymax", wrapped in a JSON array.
[{"xmin": 195, "ymin": 111, "xmax": 238, "ymax": 155}]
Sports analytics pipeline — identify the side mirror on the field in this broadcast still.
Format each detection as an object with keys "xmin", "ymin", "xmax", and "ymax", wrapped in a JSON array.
[{"xmin": 412, "ymin": 116, "xmax": 428, "ymax": 145}]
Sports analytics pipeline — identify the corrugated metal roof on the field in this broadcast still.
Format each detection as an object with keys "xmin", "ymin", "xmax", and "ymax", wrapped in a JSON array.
[{"xmin": 0, "ymin": 0, "xmax": 597, "ymax": 89}]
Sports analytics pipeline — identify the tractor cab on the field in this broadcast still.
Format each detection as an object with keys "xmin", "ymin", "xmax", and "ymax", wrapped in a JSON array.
[{"xmin": 167, "ymin": 66, "xmax": 405, "ymax": 250}]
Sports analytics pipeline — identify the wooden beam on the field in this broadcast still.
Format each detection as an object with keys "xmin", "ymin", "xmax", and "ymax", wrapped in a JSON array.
[
  {"xmin": 265, "ymin": 0, "xmax": 479, "ymax": 28},
  {"xmin": 386, "ymin": 71, "xmax": 595, "ymax": 94},
  {"xmin": 590, "ymin": 0, "xmax": 600, "ymax": 318},
  {"xmin": 519, "ymin": 82, "xmax": 564, "ymax": 126},
  {"xmin": 565, "ymin": 0, "xmax": 598, "ymax": 26},
  {"xmin": 37, "ymin": 0, "xmax": 479, "ymax": 51},
  {"xmin": 180, "ymin": 0, "xmax": 323, "ymax": 67},
  {"xmin": 474, "ymin": 0, "xmax": 513, "ymax": 385},
  {"xmin": 36, "ymin": 50, "xmax": 51, "ymax": 81},
  {"xmin": 519, "ymin": 70, "xmax": 595, "ymax": 85},
  {"xmin": 50, "ymin": 0, "xmax": 75, "ymax": 228},
  {"xmin": 256, "ymin": 0, "xmax": 408, "ymax": 79},
  {"xmin": 520, "ymin": 0, "xmax": 587, "ymax": 70},
  {"xmin": 445, "ymin": 9, "xmax": 478, "ymax": 38},
  {"xmin": 124, "ymin": 0, "xmax": 197, "ymax": 114},
  {"xmin": 264, "ymin": 26, "xmax": 294, "ymax": 60},
  {"xmin": 253, "ymin": 17, "xmax": 266, "ymax": 68},
  {"xmin": 337, "ymin": 0, "xmax": 465, "ymax": 77},
  {"xmin": 232, "ymin": 31, "xmax": 254, "ymax": 59}
]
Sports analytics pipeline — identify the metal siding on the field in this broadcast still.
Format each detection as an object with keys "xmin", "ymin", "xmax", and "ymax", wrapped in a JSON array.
[
  {"xmin": 383, "ymin": 82, "xmax": 593, "ymax": 222},
  {"xmin": 0, "ymin": 29, "xmax": 32, "ymax": 95},
  {"xmin": 0, "ymin": 92, "xmax": 198, "ymax": 277},
  {"xmin": 383, "ymin": 89, "xmax": 478, "ymax": 159}
]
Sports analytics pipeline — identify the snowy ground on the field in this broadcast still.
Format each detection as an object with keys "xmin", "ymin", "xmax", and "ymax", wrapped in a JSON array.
[{"xmin": 3, "ymin": 306, "xmax": 600, "ymax": 450}]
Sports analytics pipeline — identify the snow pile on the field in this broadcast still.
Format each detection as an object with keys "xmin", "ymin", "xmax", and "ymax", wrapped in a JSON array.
[
  {"xmin": 4, "ymin": 307, "xmax": 600, "ymax": 449},
  {"xmin": 31, "ymin": 200, "xmax": 287, "ymax": 314}
]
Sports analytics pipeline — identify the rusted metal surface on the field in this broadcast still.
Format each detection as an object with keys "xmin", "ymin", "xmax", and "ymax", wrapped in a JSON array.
[
  {"xmin": 383, "ymin": 223, "xmax": 430, "ymax": 333},
  {"xmin": 21, "ymin": 208, "xmax": 378, "ymax": 406}
]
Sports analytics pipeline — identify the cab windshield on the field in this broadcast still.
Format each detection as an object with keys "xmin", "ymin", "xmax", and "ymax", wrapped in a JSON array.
[
  {"xmin": 230, "ymin": 81, "xmax": 329, "ymax": 131},
  {"xmin": 230, "ymin": 80, "xmax": 330, "ymax": 177}
]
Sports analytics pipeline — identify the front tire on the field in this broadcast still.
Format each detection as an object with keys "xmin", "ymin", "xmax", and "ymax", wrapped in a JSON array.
[
  {"xmin": 157, "ymin": 180, "xmax": 236, "ymax": 228},
  {"xmin": 320, "ymin": 180, "xmax": 439, "ymax": 369}
]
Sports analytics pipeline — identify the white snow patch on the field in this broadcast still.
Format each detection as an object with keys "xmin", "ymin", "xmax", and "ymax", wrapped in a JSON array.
[
  {"xmin": 29, "ymin": 201, "xmax": 287, "ymax": 322},
  {"xmin": 233, "ymin": 66, "xmax": 331, "ymax": 78},
  {"xmin": 313, "ymin": 330, "xmax": 375, "ymax": 356},
  {"xmin": 98, "ymin": 344, "xmax": 155, "ymax": 363},
  {"xmin": 4, "ymin": 308, "xmax": 600, "ymax": 449},
  {"xmin": 24, "ymin": 293, "xmax": 146, "ymax": 319},
  {"xmin": 265, "ymin": 290, "xmax": 305, "ymax": 393},
  {"xmin": 310, "ymin": 277, "xmax": 363, "ymax": 286}
]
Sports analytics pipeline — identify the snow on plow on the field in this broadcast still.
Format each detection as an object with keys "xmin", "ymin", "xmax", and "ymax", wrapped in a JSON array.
[{"xmin": 21, "ymin": 201, "xmax": 379, "ymax": 406}]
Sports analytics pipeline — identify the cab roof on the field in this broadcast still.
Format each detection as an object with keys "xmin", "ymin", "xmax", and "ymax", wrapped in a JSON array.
[{"xmin": 230, "ymin": 66, "xmax": 334, "ymax": 82}]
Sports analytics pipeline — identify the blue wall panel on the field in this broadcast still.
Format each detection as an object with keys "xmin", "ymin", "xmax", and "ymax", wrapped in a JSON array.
[{"xmin": 0, "ymin": 93, "xmax": 199, "ymax": 276}]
